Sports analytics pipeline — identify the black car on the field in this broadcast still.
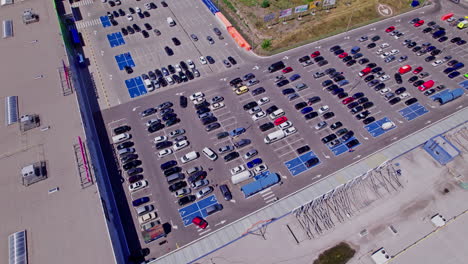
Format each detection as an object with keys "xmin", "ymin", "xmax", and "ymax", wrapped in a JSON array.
[
  {"xmin": 394, "ymin": 73, "xmax": 402, "ymax": 84},
  {"xmin": 314, "ymin": 56, "xmax": 325, "ymax": 62},
  {"xmin": 346, "ymin": 139, "xmax": 360, "ymax": 148},
  {"xmin": 358, "ymin": 58, "xmax": 369, "ymax": 65},
  {"xmin": 330, "ymin": 122, "xmax": 343, "ymax": 130},
  {"xmin": 178, "ymin": 195, "xmax": 196, "ymax": 206},
  {"xmin": 224, "ymin": 151, "xmax": 240, "ymax": 162},
  {"xmin": 217, "ymin": 132, "xmax": 229, "ymax": 139},
  {"xmin": 123, "ymin": 160, "xmax": 142, "ymax": 171},
  {"xmin": 180, "ymin": 96, "xmax": 188, "ymax": 108},
  {"xmin": 295, "ymin": 102, "xmax": 308, "ymax": 110},
  {"xmin": 413, "ymin": 80, "xmax": 424, "ymax": 87},
  {"xmin": 405, "ymin": 98, "xmax": 418, "ymax": 106},
  {"xmin": 408, "ymin": 76, "xmax": 418, "ymax": 83},
  {"xmin": 185, "ymin": 70, "xmax": 194, "ymax": 80},
  {"xmin": 164, "ymin": 46, "xmax": 174, "ymax": 56},
  {"xmin": 219, "ymin": 185, "xmax": 232, "ymax": 201},
  {"xmin": 430, "ymin": 49, "xmax": 441, "ymax": 56},
  {"xmin": 326, "ymin": 84, "xmax": 339, "ymax": 92},
  {"xmin": 388, "ymin": 97, "xmax": 401, "ymax": 105},
  {"xmin": 305, "ymin": 157, "xmax": 319, "ymax": 168},
  {"xmin": 114, "ymin": 125, "xmax": 131, "ymax": 135},
  {"xmin": 342, "ymin": 56, "xmax": 352, "ymax": 62},
  {"xmin": 321, "ymin": 134, "xmax": 337, "ymax": 144},
  {"xmin": 127, "ymin": 167, "xmax": 143, "ymax": 177},
  {"xmin": 371, "ymin": 35, "xmax": 380, "ymax": 41},
  {"xmin": 323, "ymin": 112, "xmax": 335, "ymax": 119},
  {"xmin": 161, "ymin": 1, "xmax": 168, "ymax": 7},
  {"xmin": 322, "ymin": 80, "xmax": 333, "ymax": 87},
  {"xmin": 156, "ymin": 141, "xmax": 173, "ymax": 150},
  {"xmin": 362, "ymin": 102, "xmax": 374, "ymax": 109},
  {"xmin": 367, "ymin": 63, "xmax": 377, "ymax": 68},
  {"xmin": 206, "ymin": 56, "xmax": 215, "ymax": 64},
  {"xmin": 329, "ymin": 45, "xmax": 341, "ymax": 52},
  {"xmin": 367, "ymin": 43, "xmax": 376, "ymax": 49},
  {"xmin": 364, "ymin": 75, "xmax": 375, "ymax": 82},
  {"xmin": 158, "ymin": 101, "xmax": 173, "ymax": 110},
  {"xmin": 121, "ymin": 153, "xmax": 138, "ymax": 164},
  {"xmin": 124, "ymin": 66, "xmax": 133, "ymax": 74},
  {"xmin": 347, "ymin": 102, "xmax": 359, "ymax": 109},
  {"xmin": 425, "ymin": 55, "xmax": 436, "ymax": 62},
  {"xmin": 304, "ymin": 112, "xmax": 319, "ymax": 120},
  {"xmin": 307, "ymin": 96, "xmax": 321, "ymax": 105},
  {"xmin": 243, "ymin": 101, "xmax": 258, "ymax": 110},
  {"xmin": 438, "ymin": 36, "xmax": 448, "ymax": 42},
  {"xmin": 297, "ymin": 145, "xmax": 311, "ymax": 154},
  {"xmin": 395, "ymin": 87, "xmax": 406, "ymax": 95},
  {"xmin": 363, "ymin": 117, "xmax": 375, "ymax": 125},
  {"xmin": 201, "ymin": 116, "xmax": 217, "ymax": 125},
  {"xmin": 357, "ymin": 97, "xmax": 369, "ymax": 104},
  {"xmin": 127, "ymin": 26, "xmax": 135, "ymax": 34},
  {"xmin": 341, "ymin": 131, "xmax": 354, "ymax": 141},
  {"xmin": 143, "ymin": 11, "xmax": 150, "ymax": 17},
  {"xmin": 121, "ymin": 27, "xmax": 128, "ymax": 35},
  {"xmin": 142, "ymin": 30, "xmax": 149, "ymax": 38},
  {"xmin": 317, "ymin": 60, "xmax": 328, "ymax": 67},
  {"xmin": 117, "ymin": 141, "xmax": 134, "ymax": 150},
  {"xmin": 168, "ymin": 181, "xmax": 187, "ymax": 192},
  {"xmin": 353, "ymin": 92, "xmax": 364, "ymax": 99},
  {"xmin": 148, "ymin": 123, "xmax": 164, "ymax": 133},
  {"xmin": 144, "ymin": 23, "xmax": 152, "ymax": 30},
  {"xmin": 172, "ymin": 37, "xmax": 181, "ymax": 46},
  {"xmin": 371, "ymin": 67, "xmax": 382, "ymax": 73},
  {"xmin": 252, "ymin": 87, "xmax": 265, "ymax": 96},
  {"xmin": 259, "ymin": 122, "xmax": 274, "ymax": 132},
  {"xmin": 206, "ymin": 122, "xmax": 220, "ymax": 131},
  {"xmin": 356, "ymin": 110, "xmax": 370, "ymax": 120},
  {"xmin": 353, "ymin": 53, "xmax": 363, "ymax": 59},
  {"xmin": 334, "ymin": 49, "xmax": 345, "ymax": 55},
  {"xmin": 228, "ymin": 56, "xmax": 237, "ymax": 65},
  {"xmin": 422, "ymin": 27, "xmax": 433, "ymax": 33},
  {"xmin": 265, "ymin": 105, "xmax": 278, "ymax": 114}
]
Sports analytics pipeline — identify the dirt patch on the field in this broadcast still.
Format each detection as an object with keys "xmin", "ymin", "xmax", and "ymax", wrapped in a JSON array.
[{"xmin": 216, "ymin": 0, "xmax": 425, "ymax": 54}]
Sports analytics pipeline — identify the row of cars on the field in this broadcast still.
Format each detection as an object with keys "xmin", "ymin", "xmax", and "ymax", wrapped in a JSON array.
[
  {"xmin": 111, "ymin": 126, "xmax": 162, "ymax": 232},
  {"xmin": 140, "ymin": 60, "xmax": 201, "ymax": 91}
]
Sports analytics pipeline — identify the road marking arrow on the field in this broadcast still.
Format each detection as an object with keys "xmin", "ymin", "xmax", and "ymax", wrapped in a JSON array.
[{"xmin": 215, "ymin": 220, "xmax": 227, "ymax": 226}]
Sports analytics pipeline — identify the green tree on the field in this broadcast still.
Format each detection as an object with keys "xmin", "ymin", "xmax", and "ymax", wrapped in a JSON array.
[
  {"xmin": 261, "ymin": 0, "xmax": 270, "ymax": 8},
  {"xmin": 261, "ymin": 39, "xmax": 271, "ymax": 50}
]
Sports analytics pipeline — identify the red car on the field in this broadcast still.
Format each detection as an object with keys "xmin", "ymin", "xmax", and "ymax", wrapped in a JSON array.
[
  {"xmin": 413, "ymin": 66, "xmax": 423, "ymax": 74},
  {"xmin": 342, "ymin": 97, "xmax": 355, "ymax": 105},
  {"xmin": 399, "ymin": 65, "xmax": 412, "ymax": 74},
  {"xmin": 414, "ymin": 20, "xmax": 424, "ymax": 27},
  {"xmin": 385, "ymin": 26, "xmax": 395, "ymax": 33},
  {"xmin": 274, "ymin": 116, "xmax": 288, "ymax": 126},
  {"xmin": 282, "ymin": 67, "xmax": 293, "ymax": 73},
  {"xmin": 418, "ymin": 80, "xmax": 434, "ymax": 91},
  {"xmin": 338, "ymin": 52, "xmax": 348, "ymax": 58},
  {"xmin": 311, "ymin": 51, "xmax": 320, "ymax": 58},
  {"xmin": 358, "ymin": 67, "xmax": 372, "ymax": 77},
  {"xmin": 192, "ymin": 216, "xmax": 208, "ymax": 229}
]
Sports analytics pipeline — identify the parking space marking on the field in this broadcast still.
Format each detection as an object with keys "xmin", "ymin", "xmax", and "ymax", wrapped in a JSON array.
[
  {"xmin": 125, "ymin": 77, "xmax": 148, "ymax": 98},
  {"xmin": 364, "ymin": 117, "xmax": 396, "ymax": 137},
  {"xmin": 398, "ymin": 103, "xmax": 429, "ymax": 121},
  {"xmin": 107, "ymin": 32, "xmax": 125, "ymax": 48},
  {"xmin": 100, "ymin": 16, "xmax": 112, "ymax": 28},
  {"xmin": 179, "ymin": 194, "xmax": 219, "ymax": 227},
  {"xmin": 115, "ymin": 52, "xmax": 136, "ymax": 70},
  {"xmin": 284, "ymin": 151, "xmax": 320, "ymax": 177},
  {"xmin": 75, "ymin": 18, "xmax": 102, "ymax": 30}
]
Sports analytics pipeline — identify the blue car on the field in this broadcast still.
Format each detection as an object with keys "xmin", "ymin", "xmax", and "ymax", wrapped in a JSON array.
[
  {"xmin": 452, "ymin": 62, "xmax": 464, "ymax": 70},
  {"xmin": 246, "ymin": 158, "xmax": 263, "ymax": 169},
  {"xmin": 289, "ymin": 74, "xmax": 301, "ymax": 82},
  {"xmin": 338, "ymin": 80, "xmax": 349, "ymax": 86},
  {"xmin": 448, "ymin": 71, "xmax": 460, "ymax": 79},
  {"xmin": 353, "ymin": 92, "xmax": 364, "ymax": 99},
  {"xmin": 160, "ymin": 160, "xmax": 177, "ymax": 170},
  {"xmin": 230, "ymin": 127, "xmax": 246, "ymax": 137},
  {"xmin": 331, "ymin": 88, "xmax": 344, "ymax": 95},
  {"xmin": 425, "ymin": 46, "xmax": 436, "ymax": 52},
  {"xmin": 300, "ymin": 107, "xmax": 314, "ymax": 114},
  {"xmin": 132, "ymin": 197, "xmax": 149, "ymax": 207},
  {"xmin": 443, "ymin": 67, "xmax": 455, "ymax": 74},
  {"xmin": 282, "ymin": 88, "xmax": 295, "ymax": 95}
]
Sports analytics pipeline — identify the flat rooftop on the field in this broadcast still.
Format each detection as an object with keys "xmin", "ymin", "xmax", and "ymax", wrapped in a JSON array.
[{"xmin": 0, "ymin": 1, "xmax": 114, "ymax": 263}]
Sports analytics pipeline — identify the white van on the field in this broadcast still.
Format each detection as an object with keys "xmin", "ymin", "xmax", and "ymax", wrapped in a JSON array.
[
  {"xmin": 202, "ymin": 147, "xmax": 217, "ymax": 161},
  {"xmin": 167, "ymin": 17, "xmax": 175, "ymax": 27},
  {"xmin": 112, "ymin": 133, "xmax": 131, "ymax": 144},
  {"xmin": 144, "ymin": 79, "xmax": 154, "ymax": 91},
  {"xmin": 181, "ymin": 151, "xmax": 199, "ymax": 164},
  {"xmin": 264, "ymin": 130, "xmax": 286, "ymax": 144},
  {"xmin": 269, "ymin": 109, "xmax": 285, "ymax": 119},
  {"xmin": 231, "ymin": 170, "xmax": 254, "ymax": 184}
]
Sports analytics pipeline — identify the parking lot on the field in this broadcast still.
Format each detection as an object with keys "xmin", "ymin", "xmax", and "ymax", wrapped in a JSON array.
[
  {"xmin": 76, "ymin": 0, "xmax": 250, "ymax": 105},
  {"xmin": 93, "ymin": 2, "xmax": 468, "ymax": 260}
]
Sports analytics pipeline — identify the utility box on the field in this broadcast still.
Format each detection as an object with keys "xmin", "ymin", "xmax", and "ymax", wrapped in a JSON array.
[
  {"xmin": 23, "ymin": 9, "xmax": 39, "ymax": 24},
  {"xmin": 22, "ymin": 161, "xmax": 47, "ymax": 186},
  {"xmin": 19, "ymin": 114, "xmax": 40, "ymax": 132}
]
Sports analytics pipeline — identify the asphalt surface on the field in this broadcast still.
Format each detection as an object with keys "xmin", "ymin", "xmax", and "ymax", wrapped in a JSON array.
[{"xmin": 80, "ymin": 0, "xmax": 468, "ymax": 260}]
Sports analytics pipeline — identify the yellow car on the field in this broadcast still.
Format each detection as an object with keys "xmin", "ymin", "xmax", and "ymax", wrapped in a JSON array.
[{"xmin": 235, "ymin": 86, "xmax": 249, "ymax": 95}]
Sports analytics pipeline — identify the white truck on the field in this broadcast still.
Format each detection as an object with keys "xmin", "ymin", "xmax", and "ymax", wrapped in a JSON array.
[
  {"xmin": 231, "ymin": 170, "xmax": 254, "ymax": 184},
  {"xmin": 264, "ymin": 129, "xmax": 286, "ymax": 144}
]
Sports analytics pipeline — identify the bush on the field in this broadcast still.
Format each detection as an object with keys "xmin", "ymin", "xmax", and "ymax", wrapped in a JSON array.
[
  {"xmin": 261, "ymin": 39, "xmax": 271, "ymax": 49},
  {"xmin": 261, "ymin": 0, "xmax": 270, "ymax": 8},
  {"xmin": 313, "ymin": 242, "xmax": 355, "ymax": 264}
]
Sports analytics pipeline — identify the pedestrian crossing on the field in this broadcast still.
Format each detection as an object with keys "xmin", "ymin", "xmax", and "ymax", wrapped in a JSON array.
[
  {"xmin": 75, "ymin": 18, "xmax": 101, "ymax": 29},
  {"xmin": 71, "ymin": 0, "xmax": 94, "ymax": 8},
  {"xmin": 261, "ymin": 188, "xmax": 277, "ymax": 204}
]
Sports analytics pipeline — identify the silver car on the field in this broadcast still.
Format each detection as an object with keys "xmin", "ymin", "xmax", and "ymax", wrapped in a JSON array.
[{"xmin": 196, "ymin": 186, "xmax": 214, "ymax": 199}]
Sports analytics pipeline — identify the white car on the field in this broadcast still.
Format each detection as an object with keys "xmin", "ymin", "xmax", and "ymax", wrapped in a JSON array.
[
  {"xmin": 190, "ymin": 92, "xmax": 204, "ymax": 101},
  {"xmin": 173, "ymin": 140, "xmax": 189, "ymax": 151},
  {"xmin": 129, "ymin": 180, "xmax": 148, "ymax": 192},
  {"xmin": 258, "ymin": 97, "xmax": 270, "ymax": 105},
  {"xmin": 230, "ymin": 165, "xmax": 246, "ymax": 175},
  {"xmin": 399, "ymin": 92, "xmax": 410, "ymax": 99},
  {"xmin": 191, "ymin": 179, "xmax": 209, "ymax": 189},
  {"xmin": 166, "ymin": 76, "xmax": 174, "ymax": 85},
  {"xmin": 390, "ymin": 49, "xmax": 399, "ymax": 55},
  {"xmin": 135, "ymin": 7, "xmax": 141, "ymax": 13},
  {"xmin": 138, "ymin": 212, "xmax": 157, "ymax": 225},
  {"xmin": 211, "ymin": 102, "xmax": 225, "ymax": 110},
  {"xmin": 284, "ymin": 126, "xmax": 297, "ymax": 136},
  {"xmin": 254, "ymin": 164, "xmax": 268, "ymax": 174},
  {"xmin": 192, "ymin": 97, "xmax": 205, "ymax": 105},
  {"xmin": 318, "ymin": 105, "xmax": 329, "ymax": 114},
  {"xmin": 379, "ymin": 75, "xmax": 390, "ymax": 82},
  {"xmin": 375, "ymin": 49, "xmax": 384, "ymax": 55},
  {"xmin": 279, "ymin": 121, "xmax": 292, "ymax": 129},
  {"xmin": 158, "ymin": 148, "xmax": 172, "ymax": 158},
  {"xmin": 127, "ymin": 14, "xmax": 133, "ymax": 21},
  {"xmin": 248, "ymin": 106, "xmax": 261, "ymax": 115},
  {"xmin": 174, "ymin": 188, "xmax": 191, "ymax": 197},
  {"xmin": 195, "ymin": 186, "xmax": 214, "ymax": 199},
  {"xmin": 153, "ymin": 136, "xmax": 167, "ymax": 143},
  {"xmin": 187, "ymin": 60, "xmax": 195, "ymax": 69},
  {"xmin": 380, "ymin": 52, "xmax": 390, "ymax": 58},
  {"xmin": 175, "ymin": 64, "xmax": 182, "ymax": 72},
  {"xmin": 432, "ymin": 60, "xmax": 443, "ymax": 66},
  {"xmin": 380, "ymin": 43, "xmax": 389, "ymax": 49},
  {"xmin": 199, "ymin": 56, "xmax": 207, "ymax": 65},
  {"xmin": 252, "ymin": 111, "xmax": 266, "ymax": 121},
  {"xmin": 146, "ymin": 119, "xmax": 160, "ymax": 127},
  {"xmin": 379, "ymin": 88, "xmax": 391, "ymax": 95}
]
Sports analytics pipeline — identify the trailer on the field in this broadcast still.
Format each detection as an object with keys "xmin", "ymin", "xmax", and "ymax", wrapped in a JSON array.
[
  {"xmin": 241, "ymin": 172, "xmax": 280, "ymax": 198},
  {"xmin": 231, "ymin": 170, "xmax": 253, "ymax": 185},
  {"xmin": 142, "ymin": 225, "xmax": 166, "ymax": 244}
]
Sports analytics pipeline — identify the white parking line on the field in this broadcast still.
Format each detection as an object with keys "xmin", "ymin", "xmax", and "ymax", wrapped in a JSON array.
[
  {"xmin": 265, "ymin": 197, "xmax": 278, "ymax": 204},
  {"xmin": 259, "ymin": 187, "xmax": 271, "ymax": 194}
]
